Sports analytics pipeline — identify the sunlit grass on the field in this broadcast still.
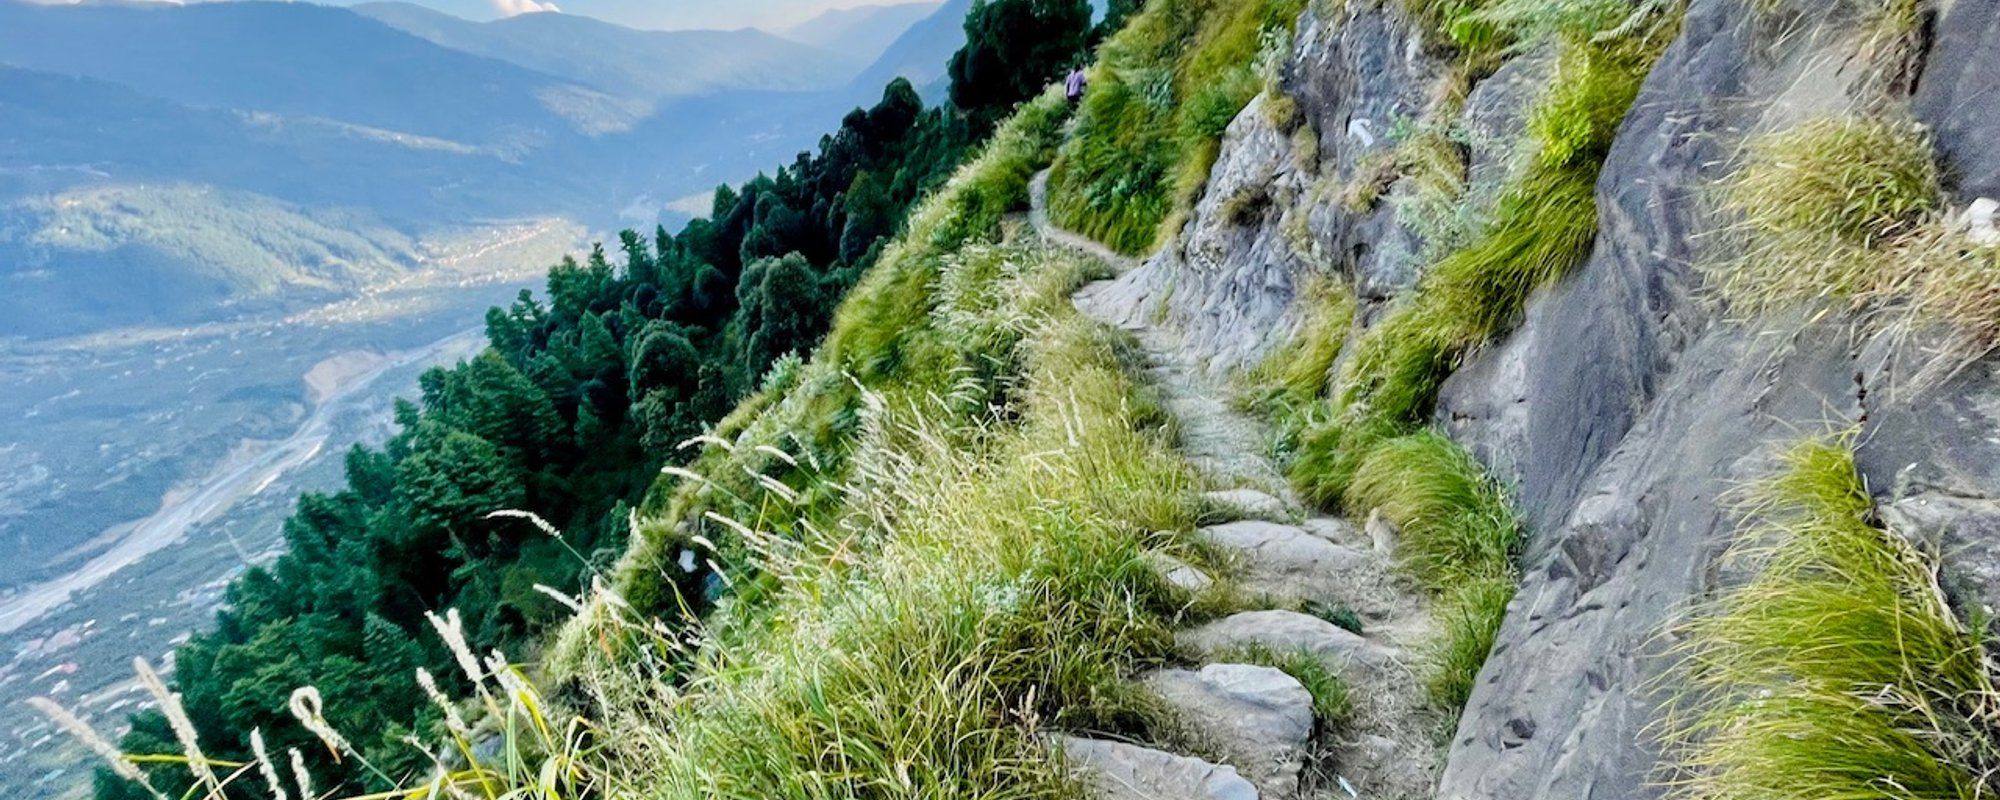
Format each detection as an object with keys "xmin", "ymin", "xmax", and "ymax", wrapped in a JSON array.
[{"xmin": 1668, "ymin": 434, "xmax": 2000, "ymax": 800}]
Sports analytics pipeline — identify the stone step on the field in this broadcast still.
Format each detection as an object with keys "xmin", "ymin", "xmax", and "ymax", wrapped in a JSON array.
[
  {"xmin": 1055, "ymin": 735, "xmax": 1260, "ymax": 800},
  {"xmin": 1140, "ymin": 664, "xmax": 1313, "ymax": 800},
  {"xmin": 1200, "ymin": 488, "xmax": 1296, "ymax": 522},
  {"xmin": 1197, "ymin": 520, "xmax": 1374, "ymax": 599},
  {"xmin": 1180, "ymin": 610, "xmax": 1396, "ymax": 673},
  {"xmin": 1297, "ymin": 515, "xmax": 1376, "ymax": 553},
  {"xmin": 1144, "ymin": 551, "xmax": 1215, "ymax": 592}
]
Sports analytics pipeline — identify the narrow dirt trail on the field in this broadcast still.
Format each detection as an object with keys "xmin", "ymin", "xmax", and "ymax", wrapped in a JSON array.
[{"xmin": 1029, "ymin": 170, "xmax": 1442, "ymax": 800}]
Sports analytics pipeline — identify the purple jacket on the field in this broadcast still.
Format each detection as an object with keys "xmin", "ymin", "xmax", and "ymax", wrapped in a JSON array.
[{"xmin": 1065, "ymin": 69, "xmax": 1087, "ymax": 99}]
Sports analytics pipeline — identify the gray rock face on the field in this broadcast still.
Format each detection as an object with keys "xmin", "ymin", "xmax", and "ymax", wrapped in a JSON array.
[
  {"xmin": 1915, "ymin": 0, "xmax": 2000, "ymax": 198},
  {"xmin": 1079, "ymin": 92, "xmax": 1313, "ymax": 373},
  {"xmin": 1858, "ymin": 355, "xmax": 2000, "ymax": 627},
  {"xmin": 1055, "ymin": 735, "xmax": 1261, "ymax": 800},
  {"xmin": 1142, "ymin": 664, "xmax": 1314, "ymax": 800},
  {"xmin": 1105, "ymin": 0, "xmax": 2000, "ymax": 796},
  {"xmin": 1430, "ymin": 2, "xmax": 2000, "ymax": 798},
  {"xmin": 1084, "ymin": 0, "xmax": 1451, "ymax": 371}
]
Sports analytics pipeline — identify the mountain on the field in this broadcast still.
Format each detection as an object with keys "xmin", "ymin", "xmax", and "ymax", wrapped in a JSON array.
[
  {"xmin": 352, "ymin": 2, "xmax": 862, "ymax": 103},
  {"xmin": 776, "ymin": 2, "xmax": 939, "ymax": 58},
  {"xmin": 0, "ymin": 0, "xmax": 631, "ymax": 149},
  {"xmin": 0, "ymin": 0, "xmax": 967, "ymax": 338},
  {"xmin": 842, "ymin": 0, "xmax": 972, "ymax": 100}
]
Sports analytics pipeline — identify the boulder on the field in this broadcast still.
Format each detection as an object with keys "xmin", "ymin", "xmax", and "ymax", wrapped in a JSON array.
[
  {"xmin": 1142, "ymin": 664, "xmax": 1313, "ymax": 800},
  {"xmin": 1054, "ymin": 735, "xmax": 1261, "ymax": 800}
]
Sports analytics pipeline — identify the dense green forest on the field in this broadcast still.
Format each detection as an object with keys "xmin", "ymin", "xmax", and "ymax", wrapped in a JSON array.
[{"xmin": 98, "ymin": 2, "xmax": 1098, "ymax": 795}]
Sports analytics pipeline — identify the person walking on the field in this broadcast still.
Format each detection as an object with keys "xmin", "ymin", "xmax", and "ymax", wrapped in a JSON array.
[{"xmin": 1065, "ymin": 64, "xmax": 1088, "ymax": 106}]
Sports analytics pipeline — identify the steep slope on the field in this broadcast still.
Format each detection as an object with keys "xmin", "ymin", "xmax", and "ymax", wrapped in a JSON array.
[
  {"xmin": 352, "ymin": 2, "xmax": 861, "ymax": 102},
  {"xmin": 777, "ymin": 1, "xmax": 940, "ymax": 57}
]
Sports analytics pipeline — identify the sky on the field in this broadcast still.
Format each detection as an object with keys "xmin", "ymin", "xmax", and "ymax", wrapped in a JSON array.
[
  {"xmin": 300, "ymin": 0, "xmax": 917, "ymax": 31},
  {"xmin": 22, "ymin": 0, "xmax": 926, "ymax": 31}
]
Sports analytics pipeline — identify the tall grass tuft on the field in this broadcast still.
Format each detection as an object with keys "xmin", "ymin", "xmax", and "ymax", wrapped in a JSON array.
[
  {"xmin": 1427, "ymin": 577, "xmax": 1515, "ymax": 710},
  {"xmin": 1702, "ymin": 111, "xmax": 2000, "ymax": 384},
  {"xmin": 1709, "ymin": 116, "xmax": 1941, "ymax": 314},
  {"xmin": 1345, "ymin": 430, "xmax": 1521, "ymax": 708},
  {"xmin": 1345, "ymin": 430, "xmax": 1518, "ymax": 588},
  {"xmin": 1668, "ymin": 434, "xmax": 2000, "ymax": 800}
]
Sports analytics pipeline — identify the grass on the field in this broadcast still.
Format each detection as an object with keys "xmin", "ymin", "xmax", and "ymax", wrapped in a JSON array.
[
  {"xmin": 1402, "ymin": 0, "xmax": 1635, "ymax": 61},
  {"xmin": 1344, "ymin": 430, "xmax": 1521, "ymax": 708},
  {"xmin": 1427, "ymin": 577, "xmax": 1515, "ymax": 711},
  {"xmin": 1705, "ymin": 111, "xmax": 2000, "ymax": 384},
  {"xmin": 1240, "ymin": 274, "xmax": 1355, "ymax": 432},
  {"xmin": 543, "ymin": 90, "xmax": 1078, "ymax": 683},
  {"xmin": 529, "ymin": 79, "xmax": 1210, "ymax": 796},
  {"xmin": 1709, "ymin": 116, "xmax": 1940, "ymax": 314},
  {"xmin": 1045, "ymin": 0, "xmax": 1306, "ymax": 255},
  {"xmin": 1344, "ymin": 431, "xmax": 1518, "ymax": 589},
  {"xmin": 600, "ymin": 293, "xmax": 1198, "ymax": 800},
  {"xmin": 1668, "ymin": 435, "xmax": 2000, "ymax": 800}
]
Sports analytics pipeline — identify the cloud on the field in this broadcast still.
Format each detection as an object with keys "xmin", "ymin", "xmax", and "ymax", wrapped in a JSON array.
[{"xmin": 490, "ymin": 0, "xmax": 560, "ymax": 16}]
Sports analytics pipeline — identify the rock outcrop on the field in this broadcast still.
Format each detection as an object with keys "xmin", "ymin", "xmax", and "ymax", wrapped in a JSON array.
[{"xmin": 1107, "ymin": 0, "xmax": 2000, "ymax": 797}]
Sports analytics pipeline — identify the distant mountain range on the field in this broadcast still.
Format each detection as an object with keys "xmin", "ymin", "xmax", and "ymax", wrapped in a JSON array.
[
  {"xmin": 352, "ymin": 2, "xmax": 861, "ymax": 104},
  {"xmin": 0, "ymin": 0, "xmax": 973, "ymax": 338},
  {"xmin": 779, "ymin": 2, "xmax": 940, "ymax": 60},
  {"xmin": 843, "ymin": 0, "xmax": 973, "ymax": 100}
]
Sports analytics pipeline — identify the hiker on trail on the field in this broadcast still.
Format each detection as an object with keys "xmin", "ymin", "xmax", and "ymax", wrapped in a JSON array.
[{"xmin": 1065, "ymin": 65, "xmax": 1088, "ymax": 105}]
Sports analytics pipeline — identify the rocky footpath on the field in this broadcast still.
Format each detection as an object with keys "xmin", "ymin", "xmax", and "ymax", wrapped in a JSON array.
[
  {"xmin": 1073, "ymin": 0, "xmax": 2000, "ymax": 798},
  {"xmin": 1033, "ymin": 176, "xmax": 1441, "ymax": 800}
]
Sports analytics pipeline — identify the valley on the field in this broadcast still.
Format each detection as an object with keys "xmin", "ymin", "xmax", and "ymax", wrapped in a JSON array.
[{"xmin": 0, "ymin": 218, "xmax": 577, "ymax": 796}]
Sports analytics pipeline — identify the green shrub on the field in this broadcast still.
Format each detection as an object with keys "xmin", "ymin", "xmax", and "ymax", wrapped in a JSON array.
[
  {"xmin": 1345, "ymin": 430, "xmax": 1518, "ymax": 587},
  {"xmin": 1046, "ymin": 0, "xmax": 1306, "ymax": 255},
  {"xmin": 1670, "ymin": 435, "xmax": 2000, "ymax": 800}
]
